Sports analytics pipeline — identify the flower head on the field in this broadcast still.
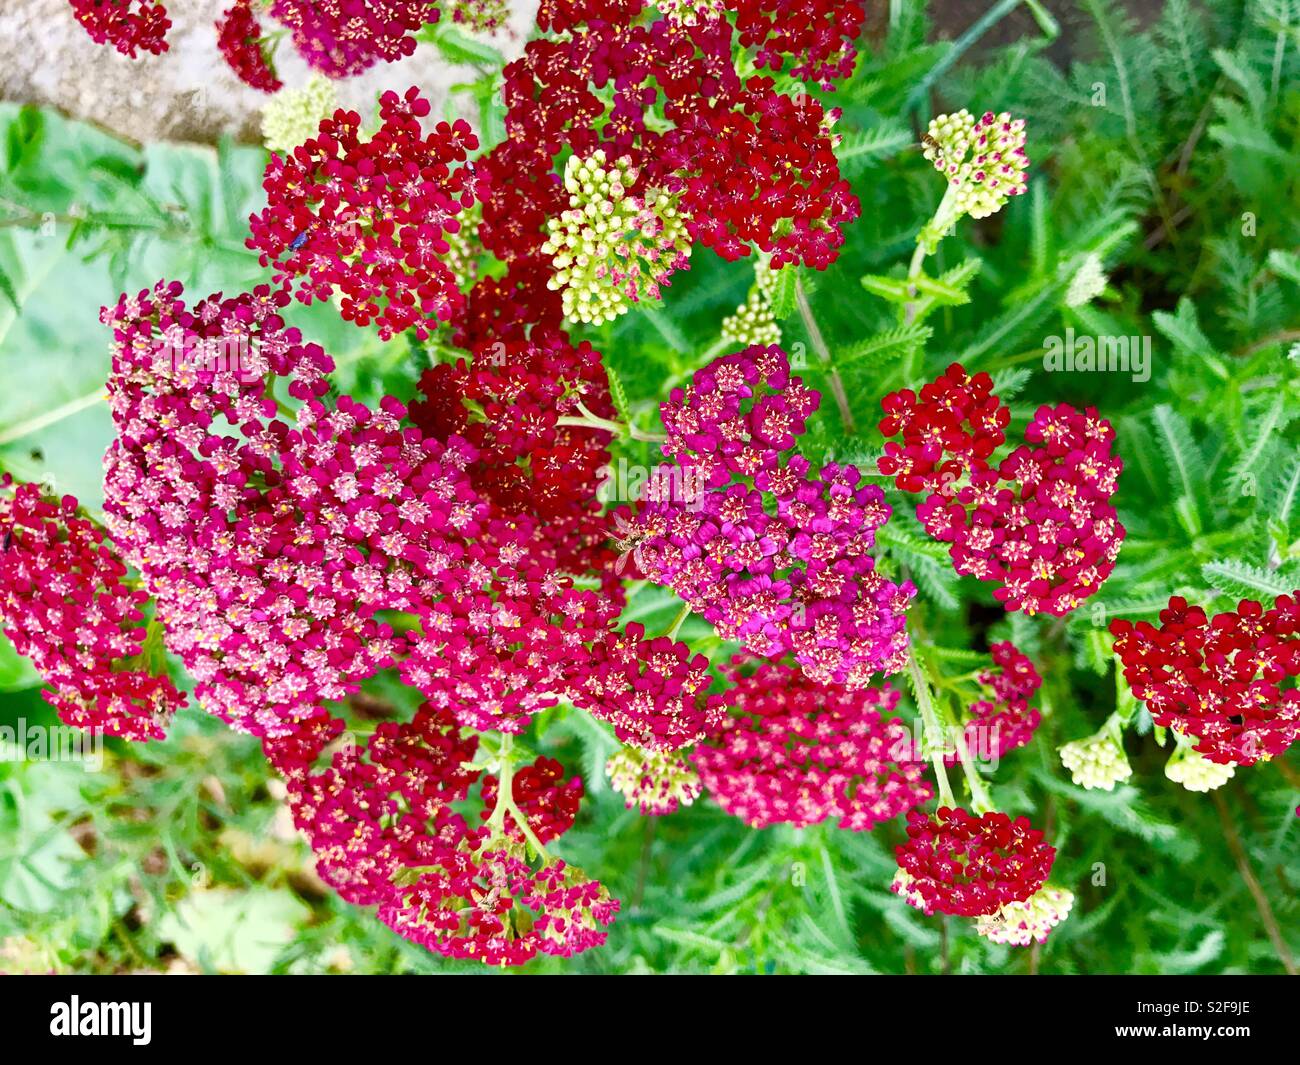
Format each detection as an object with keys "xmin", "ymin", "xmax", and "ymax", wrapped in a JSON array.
[
  {"xmin": 732, "ymin": 0, "xmax": 868, "ymax": 88},
  {"xmin": 923, "ymin": 109, "xmax": 1029, "ymax": 225},
  {"xmin": 625, "ymin": 346, "xmax": 914, "ymax": 686},
  {"xmin": 606, "ymin": 746, "xmax": 702, "ymax": 814},
  {"xmin": 947, "ymin": 641, "xmax": 1042, "ymax": 764},
  {"xmin": 69, "ymin": 0, "xmax": 170, "ymax": 57},
  {"xmin": 248, "ymin": 87, "xmax": 479, "ymax": 340},
  {"xmin": 1111, "ymin": 593, "xmax": 1300, "ymax": 765},
  {"xmin": 893, "ymin": 806, "xmax": 1055, "ymax": 917},
  {"xmin": 1059, "ymin": 728, "xmax": 1132, "ymax": 790},
  {"xmin": 883, "ymin": 365, "xmax": 1125, "ymax": 617},
  {"xmin": 1165, "ymin": 736, "xmax": 1236, "ymax": 792},
  {"xmin": 268, "ymin": 0, "xmax": 439, "ymax": 78},
  {"xmin": 0, "ymin": 477, "xmax": 186, "ymax": 741},
  {"xmin": 261, "ymin": 76, "xmax": 338, "ymax": 154},
  {"xmin": 693, "ymin": 660, "xmax": 931, "ymax": 830},
  {"xmin": 541, "ymin": 150, "xmax": 691, "ymax": 326},
  {"xmin": 216, "ymin": 2, "xmax": 282, "ymax": 92}
]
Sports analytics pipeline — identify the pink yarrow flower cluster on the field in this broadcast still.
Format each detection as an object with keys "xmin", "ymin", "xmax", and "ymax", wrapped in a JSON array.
[
  {"xmin": 618, "ymin": 345, "xmax": 915, "ymax": 688},
  {"xmin": 693, "ymin": 659, "xmax": 932, "ymax": 830},
  {"xmin": 880, "ymin": 363, "xmax": 1125, "ymax": 617},
  {"xmin": 100, "ymin": 279, "xmax": 484, "ymax": 738},
  {"xmin": 0, "ymin": 476, "xmax": 186, "ymax": 741}
]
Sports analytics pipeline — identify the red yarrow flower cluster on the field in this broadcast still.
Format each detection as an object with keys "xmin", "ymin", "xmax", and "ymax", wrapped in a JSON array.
[
  {"xmin": 893, "ymin": 806, "xmax": 1055, "ymax": 917},
  {"xmin": 1111, "ymin": 593, "xmax": 1300, "ymax": 766},
  {"xmin": 946, "ymin": 641, "xmax": 1042, "ymax": 764},
  {"xmin": 249, "ymin": 87, "xmax": 478, "ymax": 341},
  {"xmin": 266, "ymin": 704, "xmax": 617, "ymax": 964},
  {"xmin": 692, "ymin": 660, "xmax": 932, "ymax": 830},
  {"xmin": 216, "ymin": 2, "xmax": 282, "ymax": 93},
  {"xmin": 881, "ymin": 364, "xmax": 1125, "ymax": 616},
  {"xmin": 878, "ymin": 363, "xmax": 1009, "ymax": 494},
  {"xmin": 0, "ymin": 477, "xmax": 186, "ymax": 741},
  {"xmin": 485, "ymin": 9, "xmax": 859, "ymax": 278},
  {"xmin": 409, "ymin": 332, "xmax": 619, "ymax": 582},
  {"xmin": 732, "ymin": 0, "xmax": 867, "ymax": 89},
  {"xmin": 268, "ymin": 0, "xmax": 439, "ymax": 79},
  {"xmin": 619, "ymin": 345, "xmax": 915, "ymax": 688},
  {"xmin": 572, "ymin": 623, "xmax": 722, "ymax": 751},
  {"xmin": 69, "ymin": 0, "xmax": 171, "ymax": 58}
]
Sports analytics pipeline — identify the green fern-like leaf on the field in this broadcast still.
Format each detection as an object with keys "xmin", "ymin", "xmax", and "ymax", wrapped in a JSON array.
[{"xmin": 1201, "ymin": 558, "xmax": 1298, "ymax": 599}]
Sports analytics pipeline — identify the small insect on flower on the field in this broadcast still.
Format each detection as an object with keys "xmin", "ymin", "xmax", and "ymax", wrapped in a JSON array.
[{"xmin": 288, "ymin": 229, "xmax": 310, "ymax": 251}]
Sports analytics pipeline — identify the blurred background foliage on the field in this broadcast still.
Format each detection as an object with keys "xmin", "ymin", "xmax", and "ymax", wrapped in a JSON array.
[{"xmin": 1, "ymin": 0, "xmax": 1297, "ymax": 974}]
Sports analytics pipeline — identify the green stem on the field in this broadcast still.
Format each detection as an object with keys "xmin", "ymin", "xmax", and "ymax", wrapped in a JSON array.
[
  {"xmin": 659, "ymin": 602, "xmax": 691, "ymax": 641},
  {"xmin": 557, "ymin": 401, "xmax": 666, "ymax": 443},
  {"xmin": 794, "ymin": 276, "xmax": 855, "ymax": 434},
  {"xmin": 0, "ymin": 389, "xmax": 104, "ymax": 447},
  {"xmin": 906, "ymin": 646, "xmax": 956, "ymax": 808},
  {"xmin": 486, "ymin": 735, "xmax": 550, "ymax": 860},
  {"xmin": 952, "ymin": 726, "xmax": 994, "ymax": 815}
]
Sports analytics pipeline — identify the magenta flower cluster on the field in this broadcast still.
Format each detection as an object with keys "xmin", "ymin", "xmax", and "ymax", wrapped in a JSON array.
[{"xmin": 617, "ymin": 345, "xmax": 915, "ymax": 688}]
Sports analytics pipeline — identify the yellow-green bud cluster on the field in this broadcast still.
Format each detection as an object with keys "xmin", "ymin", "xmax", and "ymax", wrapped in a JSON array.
[
  {"xmin": 1059, "ymin": 729, "xmax": 1132, "ymax": 791},
  {"xmin": 722, "ymin": 287, "xmax": 781, "ymax": 347},
  {"xmin": 924, "ymin": 109, "xmax": 1029, "ymax": 221},
  {"xmin": 605, "ymin": 745, "xmax": 701, "ymax": 815},
  {"xmin": 261, "ymin": 76, "xmax": 339, "ymax": 156},
  {"xmin": 1165, "ymin": 738, "xmax": 1235, "ymax": 793},
  {"xmin": 976, "ymin": 886, "xmax": 1075, "ymax": 946},
  {"xmin": 1066, "ymin": 253, "xmax": 1108, "ymax": 308},
  {"xmin": 542, "ymin": 149, "xmax": 692, "ymax": 326}
]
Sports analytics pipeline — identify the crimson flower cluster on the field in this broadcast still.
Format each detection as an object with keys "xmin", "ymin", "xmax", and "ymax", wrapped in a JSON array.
[
  {"xmin": 732, "ymin": 0, "xmax": 868, "ymax": 88},
  {"xmin": 946, "ymin": 641, "xmax": 1042, "ymax": 764},
  {"xmin": 0, "ymin": 476, "xmax": 186, "ymax": 742},
  {"xmin": 268, "ymin": 0, "xmax": 439, "ymax": 78},
  {"xmin": 692, "ymin": 660, "xmax": 932, "ymax": 830},
  {"xmin": 264, "ymin": 704, "xmax": 617, "ymax": 964},
  {"xmin": 1111, "ymin": 593, "xmax": 1300, "ymax": 766},
  {"xmin": 483, "ymin": 2, "xmax": 860, "ymax": 280},
  {"xmin": 409, "ymin": 332, "xmax": 620, "ymax": 585},
  {"xmin": 618, "ymin": 345, "xmax": 915, "ymax": 688},
  {"xmin": 68, "ymin": 0, "xmax": 170, "ymax": 58},
  {"xmin": 69, "ymin": 0, "xmax": 443, "ymax": 79},
  {"xmin": 893, "ymin": 806, "xmax": 1055, "ymax": 917},
  {"xmin": 216, "ymin": 2, "xmax": 282, "ymax": 93},
  {"xmin": 880, "ymin": 363, "xmax": 1125, "ymax": 616},
  {"xmin": 249, "ymin": 88, "xmax": 478, "ymax": 341}
]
